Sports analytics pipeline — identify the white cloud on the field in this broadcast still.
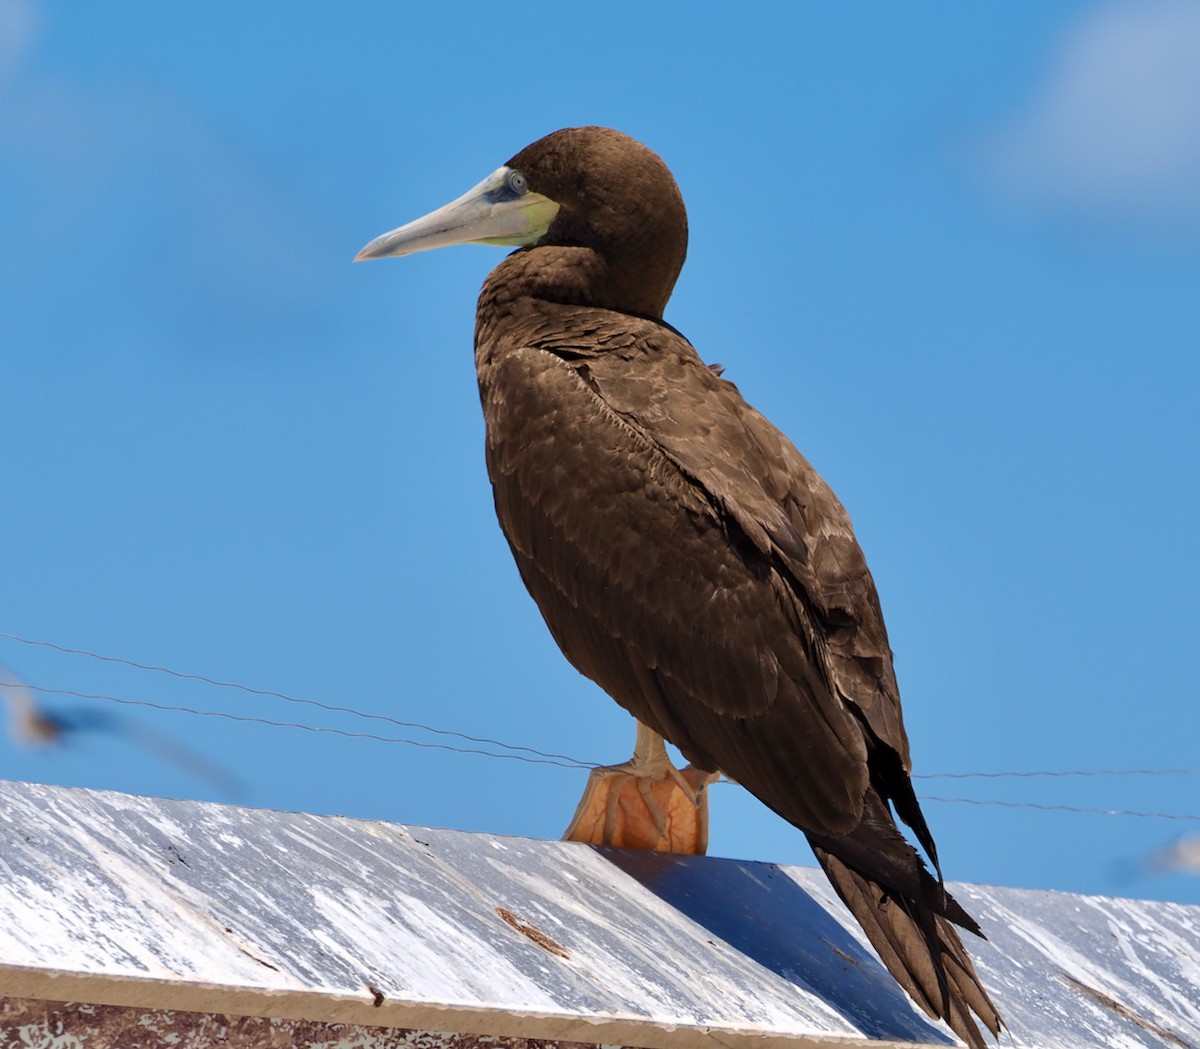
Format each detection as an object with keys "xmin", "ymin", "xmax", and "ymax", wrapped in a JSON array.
[
  {"xmin": 981, "ymin": 0, "xmax": 1200, "ymax": 230},
  {"xmin": 0, "ymin": 0, "xmax": 38, "ymax": 82},
  {"xmin": 0, "ymin": 43, "xmax": 332, "ymax": 357}
]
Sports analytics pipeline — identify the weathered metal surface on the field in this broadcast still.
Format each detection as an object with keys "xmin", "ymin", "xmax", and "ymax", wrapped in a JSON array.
[{"xmin": 0, "ymin": 779, "xmax": 1197, "ymax": 1049}]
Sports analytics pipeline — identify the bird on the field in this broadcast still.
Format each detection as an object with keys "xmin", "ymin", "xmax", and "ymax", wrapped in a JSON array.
[
  {"xmin": 356, "ymin": 126, "xmax": 1002, "ymax": 1048},
  {"xmin": 1, "ymin": 664, "xmax": 246, "ymax": 798},
  {"xmin": 1134, "ymin": 833, "xmax": 1200, "ymax": 879}
]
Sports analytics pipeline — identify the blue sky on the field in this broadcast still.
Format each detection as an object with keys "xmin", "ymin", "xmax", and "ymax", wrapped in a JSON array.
[{"xmin": 2, "ymin": 1, "xmax": 1198, "ymax": 906}]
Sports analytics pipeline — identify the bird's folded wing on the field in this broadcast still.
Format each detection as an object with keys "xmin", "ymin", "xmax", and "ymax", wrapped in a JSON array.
[
  {"xmin": 481, "ymin": 322, "xmax": 909, "ymax": 833},
  {"xmin": 534, "ymin": 318, "xmax": 912, "ymax": 766}
]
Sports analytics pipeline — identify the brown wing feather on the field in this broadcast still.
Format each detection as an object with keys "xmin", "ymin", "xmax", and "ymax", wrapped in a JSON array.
[{"xmin": 594, "ymin": 339, "xmax": 906, "ymax": 752}]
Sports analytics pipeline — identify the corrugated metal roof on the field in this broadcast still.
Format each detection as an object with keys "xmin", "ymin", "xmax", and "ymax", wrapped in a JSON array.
[{"xmin": 1, "ymin": 779, "xmax": 1197, "ymax": 1048}]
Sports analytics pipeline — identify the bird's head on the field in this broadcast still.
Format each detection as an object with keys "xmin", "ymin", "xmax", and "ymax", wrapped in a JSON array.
[{"xmin": 356, "ymin": 126, "xmax": 688, "ymax": 318}]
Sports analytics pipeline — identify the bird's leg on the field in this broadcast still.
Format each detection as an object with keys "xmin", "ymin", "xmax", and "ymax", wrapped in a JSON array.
[{"xmin": 563, "ymin": 721, "xmax": 719, "ymax": 855}]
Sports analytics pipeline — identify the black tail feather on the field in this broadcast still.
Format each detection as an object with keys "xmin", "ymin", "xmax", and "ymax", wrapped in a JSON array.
[{"xmin": 806, "ymin": 790, "xmax": 1003, "ymax": 1049}]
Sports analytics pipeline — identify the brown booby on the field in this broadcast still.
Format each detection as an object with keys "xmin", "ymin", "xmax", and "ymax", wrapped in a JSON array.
[{"xmin": 357, "ymin": 127, "xmax": 1002, "ymax": 1048}]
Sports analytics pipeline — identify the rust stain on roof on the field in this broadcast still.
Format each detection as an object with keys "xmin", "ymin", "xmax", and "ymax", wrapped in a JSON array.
[{"xmin": 495, "ymin": 906, "xmax": 571, "ymax": 959}]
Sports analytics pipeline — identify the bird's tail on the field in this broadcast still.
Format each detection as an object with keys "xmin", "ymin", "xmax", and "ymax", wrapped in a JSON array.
[{"xmin": 806, "ymin": 796, "xmax": 1003, "ymax": 1049}]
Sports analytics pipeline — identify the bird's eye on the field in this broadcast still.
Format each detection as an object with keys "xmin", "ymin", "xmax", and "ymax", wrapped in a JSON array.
[{"xmin": 507, "ymin": 170, "xmax": 528, "ymax": 195}]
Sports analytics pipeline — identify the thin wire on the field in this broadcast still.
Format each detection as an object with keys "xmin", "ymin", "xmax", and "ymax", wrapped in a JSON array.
[
  {"xmin": 5, "ymin": 630, "xmax": 1199, "ymax": 815},
  {"xmin": 916, "ymin": 768, "xmax": 1200, "ymax": 780},
  {"xmin": 0, "ymin": 630, "xmax": 590, "ymax": 768},
  {"xmin": 920, "ymin": 796, "xmax": 1200, "ymax": 822},
  {"xmin": 5, "ymin": 674, "xmax": 1196, "ymax": 819},
  {"xmin": 1, "ymin": 678, "xmax": 597, "ymax": 771},
  {"xmin": 7, "ymin": 624, "xmax": 1200, "ymax": 782}
]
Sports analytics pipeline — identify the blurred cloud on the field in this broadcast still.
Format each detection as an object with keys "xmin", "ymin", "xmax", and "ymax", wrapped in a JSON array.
[
  {"xmin": 0, "ymin": 4, "xmax": 332, "ymax": 359},
  {"xmin": 979, "ymin": 0, "xmax": 1200, "ymax": 233},
  {"xmin": 0, "ymin": 0, "xmax": 37, "ymax": 82}
]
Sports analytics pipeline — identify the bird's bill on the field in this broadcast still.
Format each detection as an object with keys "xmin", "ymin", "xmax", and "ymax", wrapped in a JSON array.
[{"xmin": 354, "ymin": 166, "xmax": 560, "ymax": 261}]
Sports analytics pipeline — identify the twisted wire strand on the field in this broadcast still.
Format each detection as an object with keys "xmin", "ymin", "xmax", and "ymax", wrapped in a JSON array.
[
  {"xmin": 1, "ymin": 677, "xmax": 596, "ymax": 771},
  {"xmin": 0, "ymin": 630, "xmax": 589, "ymax": 767},
  {"xmin": 920, "ymin": 796, "xmax": 1200, "ymax": 822}
]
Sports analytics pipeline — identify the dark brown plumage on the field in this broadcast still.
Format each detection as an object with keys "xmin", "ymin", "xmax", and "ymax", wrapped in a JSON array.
[{"xmin": 359, "ymin": 126, "xmax": 1002, "ymax": 1048}]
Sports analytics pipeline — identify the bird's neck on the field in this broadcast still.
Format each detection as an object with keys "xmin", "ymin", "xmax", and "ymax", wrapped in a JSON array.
[{"xmin": 476, "ymin": 245, "xmax": 676, "ymax": 344}]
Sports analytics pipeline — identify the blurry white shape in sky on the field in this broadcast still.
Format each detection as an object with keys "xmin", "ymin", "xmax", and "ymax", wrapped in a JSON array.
[
  {"xmin": 1143, "ymin": 833, "xmax": 1200, "ymax": 876},
  {"xmin": 982, "ymin": 0, "xmax": 1200, "ymax": 230},
  {"xmin": 0, "ymin": 0, "xmax": 37, "ymax": 83},
  {"xmin": 0, "ymin": 0, "xmax": 328, "ymax": 354}
]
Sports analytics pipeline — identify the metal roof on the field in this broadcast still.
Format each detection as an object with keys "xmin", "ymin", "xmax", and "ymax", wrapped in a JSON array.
[{"xmin": 1, "ymin": 779, "xmax": 1197, "ymax": 1048}]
